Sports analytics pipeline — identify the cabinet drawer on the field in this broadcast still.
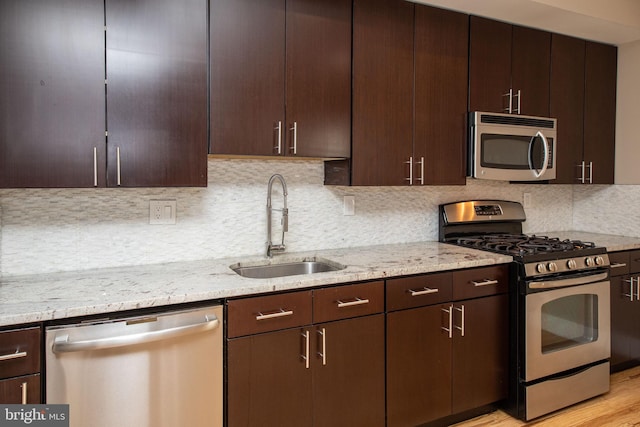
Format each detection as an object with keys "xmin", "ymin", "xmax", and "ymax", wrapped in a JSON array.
[
  {"xmin": 629, "ymin": 250, "xmax": 640, "ymax": 274},
  {"xmin": 0, "ymin": 374, "xmax": 40, "ymax": 404},
  {"xmin": 386, "ymin": 272, "xmax": 452, "ymax": 311},
  {"xmin": 227, "ymin": 290, "xmax": 312, "ymax": 338},
  {"xmin": 0, "ymin": 327, "xmax": 41, "ymax": 379},
  {"xmin": 609, "ymin": 251, "xmax": 630, "ymax": 277},
  {"xmin": 313, "ymin": 281, "xmax": 384, "ymax": 323},
  {"xmin": 453, "ymin": 265, "xmax": 509, "ymax": 300}
]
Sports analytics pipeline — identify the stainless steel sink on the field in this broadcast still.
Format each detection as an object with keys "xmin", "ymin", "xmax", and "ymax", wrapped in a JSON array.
[{"xmin": 230, "ymin": 257, "xmax": 345, "ymax": 279}]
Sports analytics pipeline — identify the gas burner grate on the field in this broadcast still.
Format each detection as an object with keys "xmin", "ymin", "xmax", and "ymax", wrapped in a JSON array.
[{"xmin": 449, "ymin": 234, "xmax": 596, "ymax": 257}]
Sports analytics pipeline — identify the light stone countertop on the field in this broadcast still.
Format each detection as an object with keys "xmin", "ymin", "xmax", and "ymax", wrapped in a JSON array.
[
  {"xmin": 0, "ymin": 241, "xmax": 512, "ymax": 327},
  {"xmin": 536, "ymin": 231, "xmax": 640, "ymax": 252}
]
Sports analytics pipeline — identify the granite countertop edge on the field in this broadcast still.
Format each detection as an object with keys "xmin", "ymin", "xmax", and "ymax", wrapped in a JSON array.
[{"xmin": 2, "ymin": 232, "xmax": 639, "ymax": 328}]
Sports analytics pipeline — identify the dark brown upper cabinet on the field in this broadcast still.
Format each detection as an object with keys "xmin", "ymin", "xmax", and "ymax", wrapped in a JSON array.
[
  {"xmin": 105, "ymin": 0, "xmax": 208, "ymax": 187},
  {"xmin": 469, "ymin": 16, "xmax": 551, "ymax": 117},
  {"xmin": 550, "ymin": 36, "xmax": 616, "ymax": 184},
  {"xmin": 0, "ymin": 0, "xmax": 208, "ymax": 188},
  {"xmin": 345, "ymin": 0, "xmax": 468, "ymax": 186},
  {"xmin": 210, "ymin": 0, "xmax": 351, "ymax": 159},
  {"xmin": 0, "ymin": 0, "xmax": 105, "ymax": 188}
]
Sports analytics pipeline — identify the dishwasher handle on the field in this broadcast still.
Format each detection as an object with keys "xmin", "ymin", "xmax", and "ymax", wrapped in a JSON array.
[{"xmin": 52, "ymin": 314, "xmax": 220, "ymax": 354}]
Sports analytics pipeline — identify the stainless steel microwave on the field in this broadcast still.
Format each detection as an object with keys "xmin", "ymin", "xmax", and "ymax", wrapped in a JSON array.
[{"xmin": 469, "ymin": 111, "xmax": 557, "ymax": 181}]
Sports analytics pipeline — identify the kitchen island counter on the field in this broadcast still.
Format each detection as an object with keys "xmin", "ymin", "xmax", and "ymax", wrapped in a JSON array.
[{"xmin": 0, "ymin": 241, "xmax": 511, "ymax": 327}]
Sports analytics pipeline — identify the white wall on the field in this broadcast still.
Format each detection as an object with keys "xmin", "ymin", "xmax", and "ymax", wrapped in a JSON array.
[
  {"xmin": 615, "ymin": 39, "xmax": 640, "ymax": 184},
  {"xmin": 0, "ymin": 159, "xmax": 573, "ymax": 276}
]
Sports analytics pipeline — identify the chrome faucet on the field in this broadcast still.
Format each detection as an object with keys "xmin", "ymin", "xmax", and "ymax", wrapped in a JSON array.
[{"xmin": 266, "ymin": 174, "xmax": 288, "ymax": 257}]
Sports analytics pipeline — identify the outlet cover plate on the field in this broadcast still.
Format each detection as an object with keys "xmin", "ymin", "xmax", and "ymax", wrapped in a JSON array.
[{"xmin": 149, "ymin": 200, "xmax": 177, "ymax": 225}]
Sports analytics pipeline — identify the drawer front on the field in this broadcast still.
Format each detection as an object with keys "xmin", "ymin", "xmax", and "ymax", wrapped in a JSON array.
[
  {"xmin": 227, "ymin": 290, "xmax": 312, "ymax": 338},
  {"xmin": 0, "ymin": 374, "xmax": 40, "ymax": 404},
  {"xmin": 313, "ymin": 281, "xmax": 384, "ymax": 323},
  {"xmin": 629, "ymin": 250, "xmax": 640, "ymax": 274},
  {"xmin": 609, "ymin": 251, "xmax": 630, "ymax": 277},
  {"xmin": 453, "ymin": 265, "xmax": 509, "ymax": 300},
  {"xmin": 386, "ymin": 272, "xmax": 452, "ymax": 311},
  {"xmin": 0, "ymin": 327, "xmax": 41, "ymax": 379}
]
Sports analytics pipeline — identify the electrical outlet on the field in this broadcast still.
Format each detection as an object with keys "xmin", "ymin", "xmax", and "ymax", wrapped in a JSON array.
[
  {"xmin": 149, "ymin": 200, "xmax": 177, "ymax": 224},
  {"xmin": 343, "ymin": 195, "xmax": 355, "ymax": 216}
]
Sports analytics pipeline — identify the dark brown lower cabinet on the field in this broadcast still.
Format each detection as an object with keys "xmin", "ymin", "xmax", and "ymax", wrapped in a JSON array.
[
  {"xmin": 0, "ymin": 326, "xmax": 42, "ymax": 404},
  {"xmin": 386, "ymin": 266, "xmax": 509, "ymax": 426},
  {"xmin": 0, "ymin": 375, "xmax": 40, "ymax": 404},
  {"xmin": 609, "ymin": 250, "xmax": 640, "ymax": 371},
  {"xmin": 227, "ymin": 315, "xmax": 385, "ymax": 427}
]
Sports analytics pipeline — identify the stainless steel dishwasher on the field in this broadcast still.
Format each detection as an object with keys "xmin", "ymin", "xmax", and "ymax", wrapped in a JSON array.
[{"xmin": 45, "ymin": 304, "xmax": 223, "ymax": 427}]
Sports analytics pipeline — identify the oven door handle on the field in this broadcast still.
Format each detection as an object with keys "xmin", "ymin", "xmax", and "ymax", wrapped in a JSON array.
[{"xmin": 528, "ymin": 271, "xmax": 608, "ymax": 289}]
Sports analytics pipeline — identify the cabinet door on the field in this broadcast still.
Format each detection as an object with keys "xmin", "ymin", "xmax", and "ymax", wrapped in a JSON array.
[
  {"xmin": 583, "ymin": 41, "xmax": 617, "ymax": 184},
  {"xmin": 550, "ymin": 34, "xmax": 586, "ymax": 184},
  {"xmin": 227, "ymin": 328, "xmax": 313, "ymax": 427},
  {"xmin": 210, "ymin": 0, "xmax": 285, "ymax": 156},
  {"xmin": 352, "ymin": 0, "xmax": 414, "ymax": 185},
  {"xmin": 469, "ymin": 16, "xmax": 512, "ymax": 114},
  {"xmin": 610, "ymin": 275, "xmax": 637, "ymax": 368},
  {"xmin": 414, "ymin": 4, "xmax": 468, "ymax": 185},
  {"xmin": 286, "ymin": 0, "xmax": 351, "ymax": 158},
  {"xmin": 106, "ymin": 0, "xmax": 208, "ymax": 187},
  {"xmin": 452, "ymin": 294, "xmax": 508, "ymax": 413},
  {"xmin": 313, "ymin": 315, "xmax": 385, "ymax": 427},
  {"xmin": 511, "ymin": 26, "xmax": 551, "ymax": 117},
  {"xmin": 0, "ymin": 375, "xmax": 40, "ymax": 404},
  {"xmin": 387, "ymin": 305, "xmax": 452, "ymax": 426},
  {"xmin": 0, "ymin": 0, "xmax": 105, "ymax": 188}
]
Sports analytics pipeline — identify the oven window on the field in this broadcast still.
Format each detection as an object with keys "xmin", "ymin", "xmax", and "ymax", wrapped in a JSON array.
[{"xmin": 540, "ymin": 294, "xmax": 599, "ymax": 353}]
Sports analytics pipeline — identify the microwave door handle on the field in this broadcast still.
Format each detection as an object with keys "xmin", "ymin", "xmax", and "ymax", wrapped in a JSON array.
[{"xmin": 528, "ymin": 131, "xmax": 550, "ymax": 178}]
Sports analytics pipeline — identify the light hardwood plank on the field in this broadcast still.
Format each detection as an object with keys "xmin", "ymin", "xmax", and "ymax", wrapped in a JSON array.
[{"xmin": 453, "ymin": 366, "xmax": 640, "ymax": 427}]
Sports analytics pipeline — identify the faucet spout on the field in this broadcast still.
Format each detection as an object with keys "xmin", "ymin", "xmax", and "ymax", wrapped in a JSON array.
[{"xmin": 266, "ymin": 174, "xmax": 288, "ymax": 257}]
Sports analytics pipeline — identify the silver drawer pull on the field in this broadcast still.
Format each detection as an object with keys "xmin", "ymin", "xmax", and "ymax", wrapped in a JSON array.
[
  {"xmin": 472, "ymin": 279, "xmax": 499, "ymax": 287},
  {"xmin": 255, "ymin": 309, "xmax": 294, "ymax": 321},
  {"xmin": 337, "ymin": 297, "xmax": 369, "ymax": 308},
  {"xmin": 610, "ymin": 263, "xmax": 628, "ymax": 268},
  {"xmin": 0, "ymin": 350, "xmax": 27, "ymax": 362},
  {"xmin": 408, "ymin": 287, "xmax": 439, "ymax": 297}
]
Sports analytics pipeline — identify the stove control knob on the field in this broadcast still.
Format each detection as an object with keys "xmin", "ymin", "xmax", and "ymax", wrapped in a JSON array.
[
  {"xmin": 585, "ymin": 257, "xmax": 594, "ymax": 267},
  {"xmin": 536, "ymin": 263, "xmax": 547, "ymax": 273},
  {"xmin": 547, "ymin": 262, "xmax": 558, "ymax": 272},
  {"xmin": 595, "ymin": 256, "xmax": 605, "ymax": 266},
  {"xmin": 567, "ymin": 259, "xmax": 577, "ymax": 270}
]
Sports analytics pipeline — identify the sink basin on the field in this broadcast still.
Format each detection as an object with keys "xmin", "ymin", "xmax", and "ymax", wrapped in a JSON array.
[{"xmin": 230, "ymin": 257, "xmax": 346, "ymax": 279}]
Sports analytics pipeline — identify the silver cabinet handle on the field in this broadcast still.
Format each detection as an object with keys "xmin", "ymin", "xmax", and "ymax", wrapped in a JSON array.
[
  {"xmin": 417, "ymin": 157, "xmax": 424, "ymax": 185},
  {"xmin": 289, "ymin": 122, "xmax": 297, "ymax": 155},
  {"xmin": 0, "ymin": 350, "xmax": 27, "ymax": 362},
  {"xmin": 577, "ymin": 161, "xmax": 586, "ymax": 184},
  {"xmin": 624, "ymin": 277, "xmax": 636, "ymax": 301},
  {"xmin": 21, "ymin": 381, "xmax": 27, "ymax": 405},
  {"xmin": 52, "ymin": 315, "xmax": 220, "ymax": 353},
  {"xmin": 274, "ymin": 121, "xmax": 282, "ymax": 154},
  {"xmin": 587, "ymin": 161, "xmax": 593, "ymax": 184},
  {"xmin": 514, "ymin": 89, "xmax": 521, "ymax": 114},
  {"xmin": 472, "ymin": 279, "xmax": 499, "ymax": 287},
  {"xmin": 503, "ymin": 88, "xmax": 513, "ymax": 113},
  {"xmin": 405, "ymin": 156, "xmax": 413, "ymax": 185},
  {"xmin": 337, "ymin": 297, "xmax": 369, "ymax": 308},
  {"xmin": 317, "ymin": 328, "xmax": 326, "ymax": 366},
  {"xmin": 441, "ymin": 305, "xmax": 453, "ymax": 339},
  {"xmin": 455, "ymin": 305, "xmax": 465, "ymax": 337},
  {"xmin": 93, "ymin": 147, "xmax": 98, "ymax": 187},
  {"xmin": 116, "ymin": 146, "xmax": 122, "ymax": 186},
  {"xmin": 408, "ymin": 287, "xmax": 439, "ymax": 297},
  {"xmin": 610, "ymin": 262, "xmax": 628, "ymax": 269},
  {"xmin": 302, "ymin": 330, "xmax": 310, "ymax": 369},
  {"xmin": 256, "ymin": 309, "xmax": 294, "ymax": 321}
]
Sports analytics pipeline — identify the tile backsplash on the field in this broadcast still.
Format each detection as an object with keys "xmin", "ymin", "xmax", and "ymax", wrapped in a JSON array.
[{"xmin": 1, "ymin": 158, "xmax": 629, "ymax": 277}]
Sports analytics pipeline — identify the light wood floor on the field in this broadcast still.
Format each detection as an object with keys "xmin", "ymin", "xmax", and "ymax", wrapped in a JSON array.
[{"xmin": 453, "ymin": 366, "xmax": 640, "ymax": 427}]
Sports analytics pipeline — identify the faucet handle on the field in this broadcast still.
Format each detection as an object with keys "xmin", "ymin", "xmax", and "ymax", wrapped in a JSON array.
[{"xmin": 281, "ymin": 208, "xmax": 289, "ymax": 232}]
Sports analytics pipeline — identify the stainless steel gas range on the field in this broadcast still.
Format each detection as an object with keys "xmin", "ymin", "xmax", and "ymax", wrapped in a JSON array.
[{"xmin": 440, "ymin": 200, "xmax": 610, "ymax": 421}]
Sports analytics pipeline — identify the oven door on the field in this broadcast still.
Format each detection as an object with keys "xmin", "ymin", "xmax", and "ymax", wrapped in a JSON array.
[{"xmin": 524, "ymin": 277, "xmax": 610, "ymax": 382}]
